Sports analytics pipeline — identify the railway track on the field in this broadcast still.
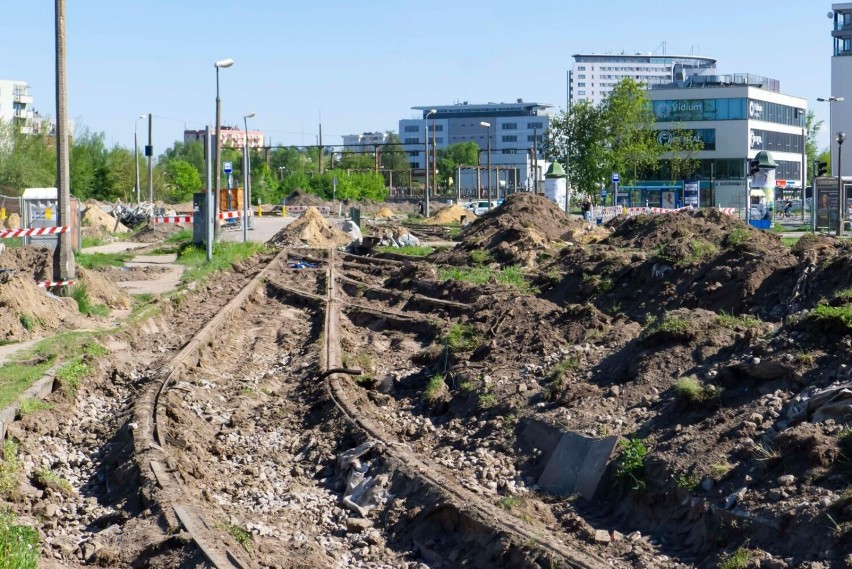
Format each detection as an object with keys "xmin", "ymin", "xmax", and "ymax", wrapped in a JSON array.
[{"xmin": 127, "ymin": 247, "xmax": 607, "ymax": 568}]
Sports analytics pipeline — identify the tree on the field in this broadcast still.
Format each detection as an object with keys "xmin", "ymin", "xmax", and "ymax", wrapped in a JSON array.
[
  {"xmin": 164, "ymin": 159, "xmax": 202, "ymax": 203},
  {"xmin": 544, "ymin": 101, "xmax": 609, "ymax": 198},
  {"xmin": 337, "ymin": 150, "xmax": 374, "ymax": 171},
  {"xmin": 380, "ymin": 133, "xmax": 410, "ymax": 185},
  {"xmin": 0, "ymin": 121, "xmax": 55, "ymax": 192},
  {"xmin": 662, "ymin": 126, "xmax": 704, "ymax": 182},
  {"xmin": 602, "ymin": 78, "xmax": 660, "ymax": 183},
  {"xmin": 437, "ymin": 142, "xmax": 479, "ymax": 187},
  {"xmin": 806, "ymin": 110, "xmax": 823, "ymax": 185}
]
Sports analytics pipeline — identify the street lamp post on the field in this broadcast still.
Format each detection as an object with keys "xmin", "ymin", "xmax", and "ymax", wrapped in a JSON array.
[
  {"xmin": 214, "ymin": 58, "xmax": 234, "ymax": 238},
  {"xmin": 134, "ymin": 115, "xmax": 144, "ymax": 203},
  {"xmin": 480, "ymin": 122, "xmax": 492, "ymax": 206},
  {"xmin": 838, "ymin": 131, "xmax": 846, "ymax": 236},
  {"xmin": 424, "ymin": 109, "xmax": 436, "ymax": 217},
  {"xmin": 242, "ymin": 112, "xmax": 255, "ymax": 243}
]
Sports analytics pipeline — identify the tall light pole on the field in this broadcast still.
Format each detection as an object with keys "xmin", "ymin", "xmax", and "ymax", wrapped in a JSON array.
[
  {"xmin": 480, "ymin": 122, "xmax": 492, "ymax": 205},
  {"xmin": 54, "ymin": 0, "xmax": 73, "ymax": 281},
  {"xmin": 242, "ymin": 112, "xmax": 255, "ymax": 243},
  {"xmin": 837, "ymin": 131, "xmax": 846, "ymax": 236},
  {"xmin": 424, "ymin": 109, "xmax": 436, "ymax": 217},
  {"xmin": 134, "ymin": 114, "xmax": 144, "ymax": 203},
  {"xmin": 146, "ymin": 114, "xmax": 153, "ymax": 203},
  {"xmin": 214, "ymin": 58, "xmax": 234, "ymax": 238}
]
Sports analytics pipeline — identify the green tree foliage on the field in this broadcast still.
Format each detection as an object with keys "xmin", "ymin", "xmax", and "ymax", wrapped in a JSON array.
[
  {"xmin": 437, "ymin": 142, "xmax": 479, "ymax": 187},
  {"xmin": 164, "ymin": 159, "xmax": 202, "ymax": 202},
  {"xmin": 0, "ymin": 121, "xmax": 55, "ymax": 191},
  {"xmin": 337, "ymin": 150, "xmax": 375, "ymax": 171},
  {"xmin": 380, "ymin": 133, "xmax": 410, "ymax": 176},
  {"xmin": 160, "ymin": 140, "xmax": 205, "ymax": 180},
  {"xmin": 662, "ymin": 125, "xmax": 704, "ymax": 182},
  {"xmin": 545, "ymin": 78, "xmax": 663, "ymax": 197},
  {"xmin": 806, "ymin": 110, "xmax": 823, "ymax": 185}
]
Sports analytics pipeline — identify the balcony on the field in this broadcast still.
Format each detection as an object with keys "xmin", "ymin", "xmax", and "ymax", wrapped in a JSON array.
[{"xmin": 13, "ymin": 95, "xmax": 33, "ymax": 104}]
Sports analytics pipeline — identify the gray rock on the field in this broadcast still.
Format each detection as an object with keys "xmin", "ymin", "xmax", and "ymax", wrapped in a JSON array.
[
  {"xmin": 594, "ymin": 529, "xmax": 611, "ymax": 544},
  {"xmin": 777, "ymin": 474, "xmax": 795, "ymax": 487},
  {"xmin": 346, "ymin": 517, "xmax": 374, "ymax": 533}
]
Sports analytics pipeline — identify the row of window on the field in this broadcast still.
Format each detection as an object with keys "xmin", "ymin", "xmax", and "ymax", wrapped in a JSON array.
[
  {"xmin": 647, "ymin": 158, "xmax": 802, "ymax": 181},
  {"xmin": 653, "ymin": 98, "xmax": 804, "ymax": 126},
  {"xmin": 404, "ymin": 137, "xmax": 444, "ymax": 144}
]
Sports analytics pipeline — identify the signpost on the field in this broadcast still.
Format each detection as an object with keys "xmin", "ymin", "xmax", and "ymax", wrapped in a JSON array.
[{"xmin": 610, "ymin": 173, "xmax": 619, "ymax": 207}]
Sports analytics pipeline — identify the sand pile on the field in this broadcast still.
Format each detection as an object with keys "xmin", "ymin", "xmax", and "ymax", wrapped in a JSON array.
[
  {"xmin": 133, "ymin": 222, "xmax": 186, "ymax": 243},
  {"xmin": 374, "ymin": 207, "xmax": 396, "ymax": 219},
  {"xmin": 4, "ymin": 213, "xmax": 20, "ymax": 230},
  {"xmin": 0, "ymin": 274, "xmax": 82, "ymax": 341},
  {"xmin": 0, "ymin": 246, "xmax": 52, "ymax": 281},
  {"xmin": 267, "ymin": 207, "xmax": 353, "ymax": 248},
  {"xmin": 77, "ymin": 267, "xmax": 131, "ymax": 309},
  {"xmin": 424, "ymin": 204, "xmax": 475, "ymax": 225},
  {"xmin": 83, "ymin": 205, "xmax": 130, "ymax": 234}
]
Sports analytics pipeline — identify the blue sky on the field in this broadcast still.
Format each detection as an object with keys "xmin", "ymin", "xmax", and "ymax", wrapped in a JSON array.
[{"xmin": 2, "ymin": 1, "xmax": 836, "ymax": 153}]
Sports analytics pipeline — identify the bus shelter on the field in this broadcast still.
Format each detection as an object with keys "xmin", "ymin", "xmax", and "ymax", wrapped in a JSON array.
[{"xmin": 615, "ymin": 183, "xmax": 684, "ymax": 209}]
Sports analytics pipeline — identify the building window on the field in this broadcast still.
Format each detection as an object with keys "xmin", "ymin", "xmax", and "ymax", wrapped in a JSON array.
[
  {"xmin": 434, "ymin": 125, "xmax": 443, "ymax": 131},
  {"xmin": 528, "ymin": 121, "xmax": 544, "ymax": 130},
  {"xmin": 502, "ymin": 123, "xmax": 517, "ymax": 130},
  {"xmin": 502, "ymin": 135, "xmax": 517, "ymax": 142},
  {"xmin": 404, "ymin": 125, "xmax": 419, "ymax": 132},
  {"xmin": 578, "ymin": 83, "xmax": 586, "ymax": 87},
  {"xmin": 578, "ymin": 91, "xmax": 586, "ymax": 96},
  {"xmin": 578, "ymin": 74, "xmax": 586, "ymax": 79},
  {"xmin": 578, "ymin": 66, "xmax": 586, "ymax": 70},
  {"xmin": 404, "ymin": 138, "xmax": 419, "ymax": 144},
  {"xmin": 435, "ymin": 137, "xmax": 443, "ymax": 144}
]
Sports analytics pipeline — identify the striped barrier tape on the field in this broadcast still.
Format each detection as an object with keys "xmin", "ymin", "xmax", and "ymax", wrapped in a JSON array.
[
  {"xmin": 283, "ymin": 205, "xmax": 330, "ymax": 216},
  {"xmin": 717, "ymin": 207, "xmax": 738, "ymax": 216},
  {"xmin": 0, "ymin": 226, "xmax": 70, "ymax": 239},
  {"xmin": 37, "ymin": 280, "xmax": 75, "ymax": 288},
  {"xmin": 153, "ymin": 216, "xmax": 192, "ymax": 224},
  {"xmin": 219, "ymin": 210, "xmax": 253, "ymax": 220}
]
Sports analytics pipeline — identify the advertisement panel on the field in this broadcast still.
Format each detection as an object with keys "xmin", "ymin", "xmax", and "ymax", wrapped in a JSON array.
[{"xmin": 683, "ymin": 182, "xmax": 699, "ymax": 207}]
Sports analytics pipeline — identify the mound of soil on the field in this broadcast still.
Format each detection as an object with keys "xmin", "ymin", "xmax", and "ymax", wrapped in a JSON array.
[
  {"xmin": 0, "ymin": 274, "xmax": 82, "ymax": 340},
  {"xmin": 374, "ymin": 207, "xmax": 396, "ymax": 219},
  {"xmin": 77, "ymin": 267, "xmax": 131, "ymax": 310},
  {"xmin": 267, "ymin": 207, "xmax": 353, "ymax": 248},
  {"xmin": 424, "ymin": 204, "xmax": 475, "ymax": 225},
  {"xmin": 284, "ymin": 189, "xmax": 328, "ymax": 207},
  {"xmin": 132, "ymin": 223, "xmax": 186, "ymax": 243},
  {"xmin": 82, "ymin": 205, "xmax": 130, "ymax": 234},
  {"xmin": 0, "ymin": 246, "xmax": 51, "ymax": 281}
]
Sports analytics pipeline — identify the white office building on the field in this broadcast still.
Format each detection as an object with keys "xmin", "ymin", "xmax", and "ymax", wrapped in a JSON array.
[
  {"xmin": 569, "ymin": 53, "xmax": 716, "ymax": 107},
  {"xmin": 398, "ymin": 100, "xmax": 550, "ymax": 189},
  {"xmin": 831, "ymin": 4, "xmax": 852, "ymax": 176},
  {"xmin": 643, "ymin": 74, "xmax": 806, "ymax": 209},
  {"xmin": 341, "ymin": 131, "xmax": 389, "ymax": 153},
  {"xmin": 0, "ymin": 80, "xmax": 34, "ymax": 134}
]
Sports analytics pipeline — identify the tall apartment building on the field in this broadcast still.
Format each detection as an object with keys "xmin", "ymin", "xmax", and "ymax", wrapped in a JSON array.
[
  {"xmin": 831, "ymin": 4, "xmax": 852, "ymax": 176},
  {"xmin": 398, "ymin": 100, "xmax": 550, "ymax": 183},
  {"xmin": 569, "ymin": 53, "xmax": 717, "ymax": 107},
  {"xmin": 184, "ymin": 126, "xmax": 264, "ymax": 149},
  {"xmin": 341, "ymin": 131, "xmax": 389, "ymax": 153},
  {"xmin": 0, "ymin": 80, "xmax": 35, "ymax": 134}
]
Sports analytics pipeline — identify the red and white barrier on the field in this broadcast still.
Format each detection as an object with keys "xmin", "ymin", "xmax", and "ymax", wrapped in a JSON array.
[
  {"xmin": 152, "ymin": 216, "xmax": 192, "ymax": 224},
  {"xmin": 218, "ymin": 210, "xmax": 253, "ymax": 220},
  {"xmin": 0, "ymin": 226, "xmax": 69, "ymax": 239},
  {"xmin": 37, "ymin": 280, "xmax": 75, "ymax": 288},
  {"xmin": 717, "ymin": 207, "xmax": 738, "ymax": 216},
  {"xmin": 283, "ymin": 205, "xmax": 330, "ymax": 216}
]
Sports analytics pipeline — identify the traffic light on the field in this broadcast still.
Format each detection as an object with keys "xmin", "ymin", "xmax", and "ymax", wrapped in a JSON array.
[
  {"xmin": 748, "ymin": 159, "xmax": 760, "ymax": 176},
  {"xmin": 817, "ymin": 161, "xmax": 828, "ymax": 177}
]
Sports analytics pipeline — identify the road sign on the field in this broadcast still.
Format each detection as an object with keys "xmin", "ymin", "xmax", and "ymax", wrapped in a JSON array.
[
  {"xmin": 601, "ymin": 190, "xmax": 608, "ymax": 198},
  {"xmin": 611, "ymin": 172, "xmax": 620, "ymax": 183},
  {"xmin": 223, "ymin": 161, "xmax": 233, "ymax": 174}
]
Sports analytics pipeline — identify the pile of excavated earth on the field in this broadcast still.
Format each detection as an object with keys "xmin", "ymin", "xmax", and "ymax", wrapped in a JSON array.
[{"xmin": 2, "ymin": 191, "xmax": 852, "ymax": 567}]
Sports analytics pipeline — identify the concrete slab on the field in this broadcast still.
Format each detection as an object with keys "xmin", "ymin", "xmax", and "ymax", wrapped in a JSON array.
[
  {"xmin": 537, "ymin": 432, "xmax": 620, "ymax": 500},
  {"xmin": 81, "ymin": 241, "xmax": 149, "ymax": 254}
]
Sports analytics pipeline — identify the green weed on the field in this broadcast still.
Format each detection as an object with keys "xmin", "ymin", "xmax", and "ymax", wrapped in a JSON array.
[
  {"xmin": 69, "ymin": 284, "xmax": 109, "ymax": 317},
  {"xmin": 641, "ymin": 316, "xmax": 693, "ymax": 343},
  {"xmin": 496, "ymin": 265, "xmax": 538, "ymax": 294},
  {"xmin": 718, "ymin": 546, "xmax": 752, "ymax": 569},
  {"xmin": 56, "ymin": 358, "xmax": 90, "ymax": 392},
  {"xmin": 498, "ymin": 495, "xmax": 524, "ymax": 510},
  {"xmin": 780, "ymin": 237, "xmax": 799, "ymax": 248},
  {"xmin": 375, "ymin": 245, "xmax": 434, "ymax": 257},
  {"xmin": 166, "ymin": 228, "xmax": 193, "ymax": 244},
  {"xmin": 810, "ymin": 304, "xmax": 852, "ymax": 332},
  {"xmin": 0, "ymin": 510, "xmax": 39, "ymax": 568},
  {"xmin": 479, "ymin": 392, "xmax": 496, "ymax": 408},
  {"xmin": 18, "ymin": 315, "xmax": 42, "ymax": 333},
  {"xmin": 710, "ymin": 462, "xmax": 734, "ymax": 480},
  {"xmin": 615, "ymin": 438, "xmax": 648, "ymax": 491},
  {"xmin": 178, "ymin": 241, "xmax": 267, "ymax": 284},
  {"xmin": 470, "ymin": 249, "xmax": 493, "ymax": 266},
  {"xmin": 716, "ymin": 311, "xmax": 762, "ymax": 329},
  {"xmin": 725, "ymin": 227, "xmax": 751, "ymax": 250},
  {"xmin": 75, "ymin": 251, "xmax": 133, "ymax": 270},
  {"xmin": 675, "ymin": 472, "xmax": 700, "ymax": 491},
  {"xmin": 423, "ymin": 374, "xmax": 446, "ymax": 403},
  {"xmin": 445, "ymin": 323, "xmax": 478, "ymax": 352},
  {"xmin": 544, "ymin": 356, "xmax": 581, "ymax": 400},
  {"xmin": 673, "ymin": 376, "xmax": 723, "ymax": 404},
  {"xmin": 17, "ymin": 398, "xmax": 53, "ymax": 416},
  {"xmin": 33, "ymin": 468, "xmax": 73, "ymax": 497},
  {"xmin": 0, "ymin": 441, "xmax": 21, "ymax": 496},
  {"xmin": 228, "ymin": 524, "xmax": 252, "ymax": 551}
]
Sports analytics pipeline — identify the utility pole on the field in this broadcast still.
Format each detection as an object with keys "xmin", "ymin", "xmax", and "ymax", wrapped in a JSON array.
[
  {"xmin": 533, "ymin": 127, "xmax": 539, "ymax": 194},
  {"xmin": 146, "ymin": 113, "xmax": 154, "ymax": 202},
  {"xmin": 432, "ymin": 117, "xmax": 437, "ymax": 197},
  {"xmin": 54, "ymin": 0, "xmax": 74, "ymax": 281},
  {"xmin": 318, "ymin": 123, "xmax": 324, "ymax": 174}
]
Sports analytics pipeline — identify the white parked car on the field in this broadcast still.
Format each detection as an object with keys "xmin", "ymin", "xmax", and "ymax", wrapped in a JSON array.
[{"xmin": 466, "ymin": 200, "xmax": 498, "ymax": 216}]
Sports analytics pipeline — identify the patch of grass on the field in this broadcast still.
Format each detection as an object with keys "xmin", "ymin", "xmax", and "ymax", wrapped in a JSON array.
[
  {"xmin": 81, "ymin": 235, "xmax": 106, "ymax": 248},
  {"xmin": 17, "ymin": 398, "xmax": 53, "ymax": 417},
  {"xmin": 228, "ymin": 524, "xmax": 252, "ymax": 552},
  {"xmin": 680, "ymin": 240, "xmax": 719, "ymax": 266},
  {"xmin": 810, "ymin": 304, "xmax": 852, "ymax": 332},
  {"xmin": 673, "ymin": 376, "xmax": 723, "ymax": 405},
  {"xmin": 544, "ymin": 356, "xmax": 581, "ymax": 400},
  {"xmin": 439, "ymin": 266, "xmax": 493, "ymax": 286},
  {"xmin": 69, "ymin": 284, "xmax": 109, "ymax": 317},
  {"xmin": 0, "ymin": 441, "xmax": 21, "ymax": 496},
  {"xmin": 675, "ymin": 472, "xmax": 700, "ymax": 491},
  {"xmin": 0, "ymin": 361, "xmax": 54, "ymax": 412},
  {"xmin": 0, "ymin": 510, "xmax": 39, "ymax": 568},
  {"xmin": 2, "ymin": 237, "xmax": 23, "ymax": 249},
  {"xmin": 479, "ymin": 392, "xmax": 496, "ymax": 408},
  {"xmin": 55, "ymin": 357, "xmax": 91, "ymax": 392},
  {"xmin": 470, "ymin": 249, "xmax": 493, "ymax": 266},
  {"xmin": 375, "ymin": 245, "xmax": 434, "ymax": 257},
  {"xmin": 725, "ymin": 227, "xmax": 751, "ymax": 250},
  {"xmin": 641, "ymin": 315, "xmax": 694, "ymax": 343},
  {"xmin": 178, "ymin": 241, "xmax": 267, "ymax": 284},
  {"xmin": 33, "ymin": 468, "xmax": 73, "ymax": 497},
  {"xmin": 166, "ymin": 228, "xmax": 193, "ymax": 244},
  {"xmin": 75, "ymin": 251, "xmax": 133, "ymax": 270},
  {"xmin": 583, "ymin": 273, "xmax": 613, "ymax": 295},
  {"xmin": 18, "ymin": 314, "xmax": 43, "ymax": 333},
  {"xmin": 718, "ymin": 546, "xmax": 752, "ymax": 569},
  {"xmin": 445, "ymin": 323, "xmax": 478, "ymax": 352},
  {"xmin": 615, "ymin": 438, "xmax": 648, "ymax": 491},
  {"xmin": 794, "ymin": 352, "xmax": 814, "ymax": 366},
  {"xmin": 496, "ymin": 265, "xmax": 538, "ymax": 294},
  {"xmin": 423, "ymin": 374, "xmax": 446, "ymax": 403},
  {"xmin": 780, "ymin": 236, "xmax": 800, "ymax": 248},
  {"xmin": 716, "ymin": 311, "xmax": 762, "ymax": 329},
  {"xmin": 839, "ymin": 427, "xmax": 852, "ymax": 457},
  {"xmin": 710, "ymin": 462, "xmax": 734, "ymax": 480},
  {"xmin": 498, "ymin": 495, "xmax": 524, "ymax": 510}
]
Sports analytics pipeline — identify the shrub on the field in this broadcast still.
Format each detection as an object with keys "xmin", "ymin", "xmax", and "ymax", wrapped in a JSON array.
[
  {"xmin": 725, "ymin": 227, "xmax": 751, "ymax": 250},
  {"xmin": 716, "ymin": 311, "xmax": 762, "ymax": 329},
  {"xmin": 470, "ymin": 249, "xmax": 493, "ymax": 266},
  {"xmin": 810, "ymin": 304, "xmax": 852, "ymax": 332},
  {"xmin": 615, "ymin": 438, "xmax": 648, "ymax": 491},
  {"xmin": 33, "ymin": 468, "xmax": 73, "ymax": 497},
  {"xmin": 718, "ymin": 546, "xmax": 752, "ymax": 569},
  {"xmin": 0, "ymin": 442, "xmax": 21, "ymax": 496},
  {"xmin": 641, "ymin": 316, "xmax": 695, "ymax": 344}
]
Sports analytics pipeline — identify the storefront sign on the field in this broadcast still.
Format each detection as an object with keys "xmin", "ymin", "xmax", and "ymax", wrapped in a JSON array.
[
  {"xmin": 683, "ymin": 181, "xmax": 699, "ymax": 206},
  {"xmin": 748, "ymin": 100, "xmax": 764, "ymax": 119},
  {"xmin": 657, "ymin": 129, "xmax": 716, "ymax": 151},
  {"xmin": 749, "ymin": 130, "xmax": 764, "ymax": 149}
]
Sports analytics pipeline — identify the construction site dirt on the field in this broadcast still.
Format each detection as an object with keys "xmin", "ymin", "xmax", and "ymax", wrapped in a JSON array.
[{"xmin": 2, "ymin": 193, "xmax": 852, "ymax": 568}]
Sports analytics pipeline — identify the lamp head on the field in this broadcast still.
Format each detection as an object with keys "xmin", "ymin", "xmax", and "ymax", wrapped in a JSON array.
[
  {"xmin": 480, "ymin": 121, "xmax": 491, "ymax": 128},
  {"xmin": 215, "ymin": 58, "xmax": 235, "ymax": 68},
  {"xmin": 836, "ymin": 97, "xmax": 846, "ymax": 102},
  {"xmin": 244, "ymin": 112, "xmax": 256, "ymax": 119},
  {"xmin": 138, "ymin": 114, "xmax": 145, "ymax": 119},
  {"xmin": 838, "ymin": 131, "xmax": 847, "ymax": 145}
]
